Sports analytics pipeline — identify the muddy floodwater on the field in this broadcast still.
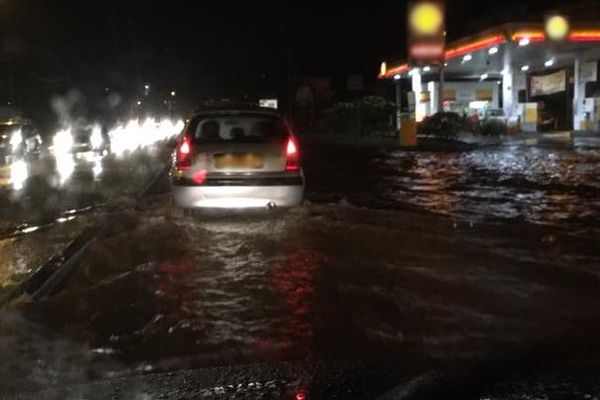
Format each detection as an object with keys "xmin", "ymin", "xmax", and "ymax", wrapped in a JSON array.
[
  {"xmin": 2, "ymin": 138, "xmax": 600, "ymax": 397},
  {"xmin": 305, "ymin": 140, "xmax": 600, "ymax": 234}
]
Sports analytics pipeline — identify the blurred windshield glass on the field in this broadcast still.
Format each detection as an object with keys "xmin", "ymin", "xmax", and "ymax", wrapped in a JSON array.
[{"xmin": 191, "ymin": 115, "xmax": 288, "ymax": 143}]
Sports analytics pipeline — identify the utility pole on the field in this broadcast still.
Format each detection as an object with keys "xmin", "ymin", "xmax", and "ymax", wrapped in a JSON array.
[
  {"xmin": 395, "ymin": 79, "xmax": 402, "ymax": 130},
  {"xmin": 438, "ymin": 64, "xmax": 445, "ymax": 113}
]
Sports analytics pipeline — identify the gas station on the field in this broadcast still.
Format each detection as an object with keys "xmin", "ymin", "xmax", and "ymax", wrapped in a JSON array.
[{"xmin": 379, "ymin": 8, "xmax": 600, "ymax": 133}]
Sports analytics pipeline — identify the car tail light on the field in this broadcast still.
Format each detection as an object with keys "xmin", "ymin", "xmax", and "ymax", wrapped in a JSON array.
[
  {"xmin": 285, "ymin": 136, "xmax": 299, "ymax": 171},
  {"xmin": 175, "ymin": 136, "xmax": 192, "ymax": 170}
]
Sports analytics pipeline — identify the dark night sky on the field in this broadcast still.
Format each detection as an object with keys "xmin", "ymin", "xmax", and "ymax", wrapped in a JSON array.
[{"xmin": 0, "ymin": 0, "xmax": 596, "ymax": 125}]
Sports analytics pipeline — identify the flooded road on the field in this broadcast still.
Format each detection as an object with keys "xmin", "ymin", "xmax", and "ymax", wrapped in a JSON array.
[
  {"xmin": 2, "ymin": 138, "xmax": 600, "ymax": 398},
  {"xmin": 0, "ymin": 147, "xmax": 171, "ymax": 299},
  {"xmin": 13, "ymin": 196, "xmax": 600, "ymax": 397},
  {"xmin": 305, "ymin": 139, "xmax": 600, "ymax": 234}
]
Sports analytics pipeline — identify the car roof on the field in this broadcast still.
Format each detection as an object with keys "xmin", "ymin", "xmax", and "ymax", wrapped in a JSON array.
[{"xmin": 191, "ymin": 104, "xmax": 282, "ymax": 119}]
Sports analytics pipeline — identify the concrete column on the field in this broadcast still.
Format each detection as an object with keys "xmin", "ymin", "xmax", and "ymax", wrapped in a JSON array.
[
  {"xmin": 502, "ymin": 43, "xmax": 514, "ymax": 120},
  {"xmin": 411, "ymin": 68, "xmax": 425, "ymax": 122},
  {"xmin": 395, "ymin": 80, "xmax": 402, "ymax": 129},
  {"xmin": 428, "ymin": 81, "xmax": 438, "ymax": 114},
  {"xmin": 438, "ymin": 66, "xmax": 445, "ymax": 113},
  {"xmin": 573, "ymin": 53, "xmax": 584, "ymax": 130}
]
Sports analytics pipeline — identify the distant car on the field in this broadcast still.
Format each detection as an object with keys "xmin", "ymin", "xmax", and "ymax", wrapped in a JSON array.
[
  {"xmin": 480, "ymin": 108, "xmax": 506, "ymax": 123},
  {"xmin": 71, "ymin": 126, "xmax": 110, "ymax": 154},
  {"xmin": 0, "ymin": 119, "xmax": 42, "ymax": 164},
  {"xmin": 170, "ymin": 107, "xmax": 304, "ymax": 209}
]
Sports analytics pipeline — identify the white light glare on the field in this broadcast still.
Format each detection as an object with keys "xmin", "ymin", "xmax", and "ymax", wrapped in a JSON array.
[
  {"xmin": 488, "ymin": 46, "xmax": 499, "ymax": 55},
  {"xmin": 480, "ymin": 73, "xmax": 489, "ymax": 81},
  {"xmin": 10, "ymin": 159, "xmax": 28, "ymax": 190},
  {"xmin": 53, "ymin": 128, "xmax": 75, "ymax": 185},
  {"xmin": 519, "ymin": 37, "xmax": 530, "ymax": 46},
  {"xmin": 393, "ymin": 74, "xmax": 401, "ymax": 80},
  {"xmin": 53, "ymin": 128, "xmax": 74, "ymax": 154},
  {"xmin": 423, "ymin": 66, "xmax": 431, "ymax": 72},
  {"xmin": 544, "ymin": 58, "xmax": 555, "ymax": 67},
  {"xmin": 463, "ymin": 54, "xmax": 472, "ymax": 62},
  {"xmin": 10, "ymin": 129, "xmax": 22, "ymax": 151},
  {"xmin": 90, "ymin": 125, "xmax": 104, "ymax": 149},
  {"xmin": 520, "ymin": 65, "xmax": 530, "ymax": 72},
  {"xmin": 109, "ymin": 118, "xmax": 184, "ymax": 158}
]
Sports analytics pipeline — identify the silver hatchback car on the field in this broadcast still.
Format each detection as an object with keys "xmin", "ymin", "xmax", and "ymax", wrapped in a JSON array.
[{"xmin": 170, "ymin": 107, "xmax": 304, "ymax": 209}]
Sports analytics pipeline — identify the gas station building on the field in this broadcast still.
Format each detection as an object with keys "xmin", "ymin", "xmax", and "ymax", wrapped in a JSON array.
[{"xmin": 379, "ymin": 22, "xmax": 600, "ymax": 132}]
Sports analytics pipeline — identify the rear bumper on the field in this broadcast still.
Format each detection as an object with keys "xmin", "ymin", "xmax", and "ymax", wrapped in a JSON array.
[{"xmin": 171, "ymin": 174, "xmax": 304, "ymax": 209}]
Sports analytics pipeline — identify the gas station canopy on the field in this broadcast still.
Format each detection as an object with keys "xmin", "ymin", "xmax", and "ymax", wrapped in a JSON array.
[
  {"xmin": 380, "ymin": 23, "xmax": 600, "ymax": 80},
  {"xmin": 379, "ymin": 22, "xmax": 600, "ymax": 131}
]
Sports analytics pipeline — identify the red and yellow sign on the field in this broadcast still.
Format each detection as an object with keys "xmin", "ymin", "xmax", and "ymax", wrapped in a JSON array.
[
  {"xmin": 408, "ymin": 1, "xmax": 445, "ymax": 66},
  {"xmin": 409, "ymin": 2, "xmax": 443, "ymax": 35},
  {"xmin": 546, "ymin": 15, "xmax": 569, "ymax": 41}
]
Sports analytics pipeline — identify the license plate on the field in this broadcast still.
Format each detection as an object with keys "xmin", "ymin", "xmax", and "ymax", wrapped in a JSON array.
[{"xmin": 214, "ymin": 153, "xmax": 263, "ymax": 169}]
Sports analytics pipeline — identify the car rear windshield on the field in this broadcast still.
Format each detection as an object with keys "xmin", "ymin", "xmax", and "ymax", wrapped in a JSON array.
[{"xmin": 189, "ymin": 114, "xmax": 289, "ymax": 143}]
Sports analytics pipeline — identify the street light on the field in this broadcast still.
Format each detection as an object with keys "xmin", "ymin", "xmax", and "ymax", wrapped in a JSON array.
[
  {"xmin": 144, "ymin": 84, "xmax": 150, "ymax": 90},
  {"xmin": 136, "ymin": 100, "xmax": 142, "ymax": 106},
  {"xmin": 170, "ymin": 90, "xmax": 176, "ymax": 97}
]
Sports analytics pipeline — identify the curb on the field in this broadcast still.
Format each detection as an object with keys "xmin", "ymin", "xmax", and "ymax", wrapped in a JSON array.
[{"xmin": 1, "ymin": 163, "xmax": 171, "ymax": 306}]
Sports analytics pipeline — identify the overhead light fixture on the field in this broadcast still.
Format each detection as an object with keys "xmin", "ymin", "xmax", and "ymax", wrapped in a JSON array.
[
  {"xmin": 480, "ymin": 73, "xmax": 489, "ymax": 81},
  {"xmin": 463, "ymin": 54, "xmax": 472, "ymax": 62},
  {"xmin": 519, "ymin": 37, "xmax": 530, "ymax": 46},
  {"xmin": 544, "ymin": 58, "xmax": 555, "ymax": 67},
  {"xmin": 520, "ymin": 65, "xmax": 530, "ymax": 72},
  {"xmin": 444, "ymin": 62, "xmax": 448, "ymax": 67},
  {"xmin": 408, "ymin": 68, "xmax": 419, "ymax": 76},
  {"xmin": 393, "ymin": 74, "xmax": 401, "ymax": 80},
  {"xmin": 423, "ymin": 66, "xmax": 431, "ymax": 72},
  {"xmin": 488, "ymin": 46, "xmax": 498, "ymax": 55}
]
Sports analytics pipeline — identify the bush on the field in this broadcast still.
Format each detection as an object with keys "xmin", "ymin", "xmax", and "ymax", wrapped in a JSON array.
[
  {"xmin": 418, "ymin": 112, "xmax": 470, "ymax": 140},
  {"xmin": 480, "ymin": 119, "xmax": 507, "ymax": 136},
  {"xmin": 321, "ymin": 102, "xmax": 358, "ymax": 135},
  {"xmin": 357, "ymin": 96, "xmax": 396, "ymax": 133},
  {"xmin": 321, "ymin": 96, "xmax": 395, "ymax": 136}
]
